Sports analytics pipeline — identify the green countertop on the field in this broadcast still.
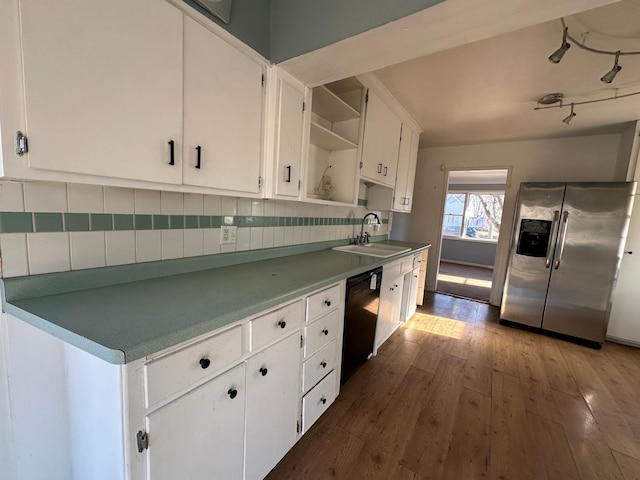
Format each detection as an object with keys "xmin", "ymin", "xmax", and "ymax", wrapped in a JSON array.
[{"xmin": 1, "ymin": 240, "xmax": 429, "ymax": 364}]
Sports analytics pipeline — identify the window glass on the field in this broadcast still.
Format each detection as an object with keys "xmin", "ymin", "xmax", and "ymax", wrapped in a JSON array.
[
  {"xmin": 442, "ymin": 194, "xmax": 465, "ymax": 236},
  {"xmin": 443, "ymin": 192, "xmax": 504, "ymax": 241}
]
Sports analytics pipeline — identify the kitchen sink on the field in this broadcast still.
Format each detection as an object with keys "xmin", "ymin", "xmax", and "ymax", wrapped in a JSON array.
[{"xmin": 332, "ymin": 243, "xmax": 411, "ymax": 258}]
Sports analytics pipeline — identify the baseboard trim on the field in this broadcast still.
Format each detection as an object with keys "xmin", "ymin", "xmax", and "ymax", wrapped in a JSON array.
[
  {"xmin": 440, "ymin": 260, "xmax": 494, "ymax": 270},
  {"xmin": 606, "ymin": 335, "xmax": 640, "ymax": 348}
]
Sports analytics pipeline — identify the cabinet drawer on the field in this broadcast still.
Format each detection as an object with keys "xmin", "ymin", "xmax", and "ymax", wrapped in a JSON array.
[
  {"xmin": 383, "ymin": 258, "xmax": 402, "ymax": 278},
  {"xmin": 145, "ymin": 325, "xmax": 243, "ymax": 407},
  {"xmin": 250, "ymin": 300, "xmax": 304, "ymax": 351},
  {"xmin": 302, "ymin": 339, "xmax": 337, "ymax": 394},
  {"xmin": 306, "ymin": 284, "xmax": 340, "ymax": 322},
  {"xmin": 302, "ymin": 370, "xmax": 337, "ymax": 432},
  {"xmin": 304, "ymin": 309, "xmax": 340, "ymax": 358},
  {"xmin": 412, "ymin": 253, "xmax": 423, "ymax": 269}
]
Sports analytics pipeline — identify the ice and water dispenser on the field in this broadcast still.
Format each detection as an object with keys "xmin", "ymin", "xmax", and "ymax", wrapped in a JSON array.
[{"xmin": 516, "ymin": 219, "xmax": 552, "ymax": 258}]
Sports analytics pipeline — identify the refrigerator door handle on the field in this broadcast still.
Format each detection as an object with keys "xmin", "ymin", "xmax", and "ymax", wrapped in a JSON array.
[
  {"xmin": 546, "ymin": 210, "xmax": 560, "ymax": 268},
  {"xmin": 554, "ymin": 211, "xmax": 570, "ymax": 269}
]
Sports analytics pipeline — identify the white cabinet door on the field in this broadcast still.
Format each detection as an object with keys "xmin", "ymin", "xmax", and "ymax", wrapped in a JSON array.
[
  {"xmin": 183, "ymin": 16, "xmax": 264, "ymax": 195},
  {"xmin": 273, "ymin": 75, "xmax": 306, "ymax": 198},
  {"xmin": 393, "ymin": 125, "xmax": 419, "ymax": 212},
  {"xmin": 360, "ymin": 91, "xmax": 401, "ymax": 187},
  {"xmin": 376, "ymin": 273, "xmax": 403, "ymax": 349},
  {"xmin": 146, "ymin": 363, "xmax": 246, "ymax": 480},
  {"xmin": 245, "ymin": 333, "xmax": 301, "ymax": 480},
  {"xmin": 407, "ymin": 267, "xmax": 420, "ymax": 320},
  {"xmin": 19, "ymin": 0, "xmax": 183, "ymax": 184}
]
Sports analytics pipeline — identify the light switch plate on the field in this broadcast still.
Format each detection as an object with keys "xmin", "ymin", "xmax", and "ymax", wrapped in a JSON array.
[{"xmin": 220, "ymin": 225, "xmax": 237, "ymax": 244}]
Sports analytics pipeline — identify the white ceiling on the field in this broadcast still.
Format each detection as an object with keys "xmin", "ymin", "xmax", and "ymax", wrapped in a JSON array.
[{"xmin": 374, "ymin": 0, "xmax": 640, "ymax": 147}]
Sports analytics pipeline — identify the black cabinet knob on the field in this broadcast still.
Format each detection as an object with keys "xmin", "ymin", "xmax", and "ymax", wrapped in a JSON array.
[
  {"xmin": 260, "ymin": 367, "xmax": 268, "ymax": 377},
  {"xmin": 199, "ymin": 358, "xmax": 210, "ymax": 369},
  {"xmin": 324, "ymin": 300, "xmax": 331, "ymax": 307},
  {"xmin": 320, "ymin": 397, "xmax": 327, "ymax": 405},
  {"xmin": 626, "ymin": 251, "xmax": 633, "ymax": 254},
  {"xmin": 322, "ymin": 328, "xmax": 329, "ymax": 336},
  {"xmin": 320, "ymin": 361, "xmax": 327, "ymax": 368},
  {"xmin": 228, "ymin": 388, "xmax": 238, "ymax": 399},
  {"xmin": 277, "ymin": 320, "xmax": 286, "ymax": 329}
]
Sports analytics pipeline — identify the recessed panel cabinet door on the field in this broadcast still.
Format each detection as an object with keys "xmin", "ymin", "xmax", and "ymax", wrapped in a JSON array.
[
  {"xmin": 183, "ymin": 16, "xmax": 264, "ymax": 195},
  {"xmin": 19, "ymin": 0, "xmax": 183, "ymax": 184},
  {"xmin": 274, "ymin": 78, "xmax": 305, "ymax": 198},
  {"xmin": 145, "ymin": 363, "xmax": 246, "ymax": 480}
]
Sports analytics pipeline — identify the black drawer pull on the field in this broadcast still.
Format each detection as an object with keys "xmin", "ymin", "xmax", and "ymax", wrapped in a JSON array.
[
  {"xmin": 168, "ymin": 140, "xmax": 175, "ymax": 165},
  {"xmin": 383, "ymin": 166, "xmax": 388, "ymax": 176},
  {"xmin": 285, "ymin": 165, "xmax": 291, "ymax": 183},
  {"xmin": 199, "ymin": 358, "xmax": 210, "ymax": 369},
  {"xmin": 377, "ymin": 163, "xmax": 382, "ymax": 174},
  {"xmin": 324, "ymin": 300, "xmax": 331, "ymax": 307},
  {"xmin": 195, "ymin": 145, "xmax": 201, "ymax": 169},
  {"xmin": 320, "ymin": 397, "xmax": 327, "ymax": 405},
  {"xmin": 277, "ymin": 320, "xmax": 286, "ymax": 329},
  {"xmin": 322, "ymin": 329, "xmax": 329, "ymax": 336},
  {"xmin": 320, "ymin": 361, "xmax": 327, "ymax": 368},
  {"xmin": 228, "ymin": 388, "xmax": 238, "ymax": 399},
  {"xmin": 260, "ymin": 367, "xmax": 268, "ymax": 377}
]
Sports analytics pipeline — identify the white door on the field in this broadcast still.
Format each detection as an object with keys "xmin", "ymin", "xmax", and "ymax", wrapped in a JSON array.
[
  {"xmin": 183, "ymin": 16, "xmax": 264, "ymax": 194},
  {"xmin": 146, "ymin": 364, "xmax": 246, "ymax": 480},
  {"xmin": 19, "ymin": 0, "xmax": 183, "ymax": 184},
  {"xmin": 376, "ymin": 273, "xmax": 403, "ymax": 349},
  {"xmin": 360, "ymin": 91, "xmax": 401, "ymax": 186},
  {"xmin": 273, "ymin": 78, "xmax": 305, "ymax": 198},
  {"xmin": 245, "ymin": 333, "xmax": 301, "ymax": 480}
]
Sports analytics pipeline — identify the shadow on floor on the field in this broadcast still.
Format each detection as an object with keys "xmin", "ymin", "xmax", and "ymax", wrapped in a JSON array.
[{"xmin": 436, "ymin": 261, "xmax": 492, "ymax": 303}]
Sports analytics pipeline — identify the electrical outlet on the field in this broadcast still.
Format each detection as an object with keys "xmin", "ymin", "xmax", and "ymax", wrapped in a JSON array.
[{"xmin": 220, "ymin": 226, "xmax": 237, "ymax": 244}]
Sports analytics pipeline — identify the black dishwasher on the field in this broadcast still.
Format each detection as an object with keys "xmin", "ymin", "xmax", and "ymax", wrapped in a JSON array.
[{"xmin": 341, "ymin": 267, "xmax": 383, "ymax": 385}]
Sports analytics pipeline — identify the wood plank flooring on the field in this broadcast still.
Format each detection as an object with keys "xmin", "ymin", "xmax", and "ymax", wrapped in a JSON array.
[{"xmin": 266, "ymin": 293, "xmax": 640, "ymax": 480}]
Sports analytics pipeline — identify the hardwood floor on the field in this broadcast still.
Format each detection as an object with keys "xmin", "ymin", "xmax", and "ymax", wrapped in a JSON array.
[
  {"xmin": 266, "ymin": 293, "xmax": 640, "ymax": 480},
  {"xmin": 436, "ymin": 261, "xmax": 492, "ymax": 303}
]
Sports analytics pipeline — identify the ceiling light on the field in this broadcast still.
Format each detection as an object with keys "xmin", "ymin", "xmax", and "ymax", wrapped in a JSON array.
[
  {"xmin": 537, "ymin": 93, "xmax": 563, "ymax": 105},
  {"xmin": 549, "ymin": 27, "xmax": 571, "ymax": 64},
  {"xmin": 562, "ymin": 104, "xmax": 576, "ymax": 125},
  {"xmin": 601, "ymin": 51, "xmax": 622, "ymax": 83}
]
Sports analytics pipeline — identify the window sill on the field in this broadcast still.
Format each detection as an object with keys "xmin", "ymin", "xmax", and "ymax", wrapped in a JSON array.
[{"xmin": 442, "ymin": 235, "xmax": 498, "ymax": 244}]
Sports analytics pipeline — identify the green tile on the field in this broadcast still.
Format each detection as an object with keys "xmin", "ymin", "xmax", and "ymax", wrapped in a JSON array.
[
  {"xmin": 170, "ymin": 215, "xmax": 184, "ymax": 229},
  {"xmin": 199, "ymin": 216, "xmax": 211, "ymax": 228},
  {"xmin": 237, "ymin": 216, "xmax": 253, "ymax": 227},
  {"xmin": 303, "ymin": 217, "xmax": 310, "ymax": 226},
  {"xmin": 253, "ymin": 216, "xmax": 264, "ymax": 227},
  {"xmin": 212, "ymin": 216, "xmax": 222, "ymax": 228},
  {"xmin": 358, "ymin": 198, "xmax": 367, "ymax": 206},
  {"xmin": 91, "ymin": 214, "xmax": 113, "ymax": 231},
  {"xmin": 0, "ymin": 212, "xmax": 33, "ymax": 233},
  {"xmin": 153, "ymin": 215, "xmax": 169, "ymax": 230},
  {"xmin": 185, "ymin": 215, "xmax": 198, "ymax": 229},
  {"xmin": 277, "ymin": 217, "xmax": 285, "ymax": 227},
  {"xmin": 135, "ymin": 214, "xmax": 152, "ymax": 230},
  {"xmin": 114, "ymin": 214, "xmax": 134, "ymax": 231},
  {"xmin": 34, "ymin": 213, "xmax": 63, "ymax": 232},
  {"xmin": 64, "ymin": 213, "xmax": 89, "ymax": 232}
]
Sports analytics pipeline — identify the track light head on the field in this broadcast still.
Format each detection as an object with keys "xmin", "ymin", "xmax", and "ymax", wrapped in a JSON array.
[
  {"xmin": 562, "ymin": 104, "xmax": 576, "ymax": 125},
  {"xmin": 601, "ymin": 51, "xmax": 622, "ymax": 83},
  {"xmin": 549, "ymin": 27, "xmax": 571, "ymax": 64}
]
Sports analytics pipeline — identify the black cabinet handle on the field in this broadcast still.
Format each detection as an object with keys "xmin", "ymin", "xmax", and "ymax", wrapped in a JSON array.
[
  {"xmin": 285, "ymin": 165, "xmax": 291, "ymax": 183},
  {"xmin": 377, "ymin": 163, "xmax": 382, "ymax": 174},
  {"xmin": 195, "ymin": 145, "xmax": 201, "ymax": 169},
  {"xmin": 277, "ymin": 320, "xmax": 286, "ymax": 329},
  {"xmin": 259, "ymin": 367, "xmax": 268, "ymax": 377},
  {"xmin": 321, "ymin": 361, "xmax": 327, "ymax": 368},
  {"xmin": 168, "ymin": 140, "xmax": 175, "ymax": 165},
  {"xmin": 322, "ymin": 329, "xmax": 329, "ymax": 336},
  {"xmin": 383, "ymin": 166, "xmax": 388, "ymax": 176},
  {"xmin": 228, "ymin": 388, "xmax": 238, "ymax": 399},
  {"xmin": 626, "ymin": 251, "xmax": 633, "ymax": 254},
  {"xmin": 320, "ymin": 397, "xmax": 327, "ymax": 405},
  {"xmin": 324, "ymin": 300, "xmax": 331, "ymax": 307},
  {"xmin": 199, "ymin": 358, "xmax": 210, "ymax": 369}
]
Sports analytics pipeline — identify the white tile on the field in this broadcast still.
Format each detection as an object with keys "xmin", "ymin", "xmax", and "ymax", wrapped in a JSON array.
[
  {"xmin": 262, "ymin": 227, "xmax": 274, "ymax": 249},
  {"xmin": 134, "ymin": 190, "xmax": 161, "ymax": 214},
  {"xmin": 221, "ymin": 197, "xmax": 237, "ymax": 216},
  {"xmin": 161, "ymin": 230, "xmax": 184, "ymax": 260},
  {"xmin": 301, "ymin": 226, "xmax": 311, "ymax": 244},
  {"xmin": 203, "ymin": 229, "xmax": 221, "ymax": 255},
  {"xmin": 24, "ymin": 182, "xmax": 67, "ymax": 212},
  {"xmin": 104, "ymin": 187, "xmax": 134, "ymax": 214},
  {"xmin": 237, "ymin": 198, "xmax": 252, "ymax": 216},
  {"xmin": 70, "ymin": 232, "xmax": 106, "ymax": 270},
  {"xmin": 236, "ymin": 228, "xmax": 250, "ymax": 251},
  {"xmin": 135, "ymin": 231, "xmax": 161, "ymax": 263},
  {"xmin": 273, "ymin": 227, "xmax": 285, "ymax": 247},
  {"xmin": 68, "ymin": 184, "xmax": 104, "ymax": 213},
  {"xmin": 250, "ymin": 227, "xmax": 263, "ymax": 250},
  {"xmin": 161, "ymin": 191, "xmax": 183, "ymax": 215},
  {"xmin": 285, "ymin": 202, "xmax": 297, "ymax": 217},
  {"xmin": 283, "ymin": 227, "xmax": 294, "ymax": 246},
  {"xmin": 184, "ymin": 230, "xmax": 203, "ymax": 257},
  {"xmin": 27, "ymin": 232, "xmax": 70, "ymax": 274},
  {"xmin": 275, "ymin": 200, "xmax": 287, "ymax": 216},
  {"xmin": 0, "ymin": 182, "xmax": 25, "ymax": 212},
  {"xmin": 292, "ymin": 226, "xmax": 302, "ymax": 245},
  {"xmin": 106, "ymin": 231, "xmax": 136, "ymax": 266},
  {"xmin": 220, "ymin": 243, "xmax": 236, "ymax": 254},
  {"xmin": 203, "ymin": 195, "xmax": 221, "ymax": 215},
  {"xmin": 251, "ymin": 200, "xmax": 264, "ymax": 216},
  {"xmin": 184, "ymin": 193, "xmax": 204, "ymax": 215},
  {"xmin": 0, "ymin": 234, "xmax": 29, "ymax": 277}
]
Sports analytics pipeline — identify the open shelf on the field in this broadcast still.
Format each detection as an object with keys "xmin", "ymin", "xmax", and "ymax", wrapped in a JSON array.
[
  {"xmin": 310, "ymin": 122, "xmax": 357, "ymax": 151},
  {"xmin": 312, "ymin": 86, "xmax": 360, "ymax": 122}
]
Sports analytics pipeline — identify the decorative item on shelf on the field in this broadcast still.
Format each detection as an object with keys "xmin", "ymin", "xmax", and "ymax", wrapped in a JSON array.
[{"xmin": 314, "ymin": 165, "xmax": 333, "ymax": 199}]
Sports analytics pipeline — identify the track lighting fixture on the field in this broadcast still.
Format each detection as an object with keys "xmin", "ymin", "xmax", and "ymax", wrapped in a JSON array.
[
  {"xmin": 601, "ymin": 51, "xmax": 622, "ymax": 84},
  {"xmin": 548, "ymin": 27, "xmax": 570, "ymax": 64},
  {"xmin": 562, "ymin": 104, "xmax": 576, "ymax": 125}
]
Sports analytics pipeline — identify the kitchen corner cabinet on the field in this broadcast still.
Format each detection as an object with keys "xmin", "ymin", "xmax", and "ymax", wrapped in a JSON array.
[
  {"xmin": 360, "ymin": 91, "xmax": 402, "ymax": 187},
  {"xmin": 393, "ymin": 124, "xmax": 420, "ymax": 212},
  {"xmin": 16, "ymin": 0, "xmax": 184, "ymax": 184},
  {"xmin": 182, "ymin": 16, "xmax": 264, "ymax": 195}
]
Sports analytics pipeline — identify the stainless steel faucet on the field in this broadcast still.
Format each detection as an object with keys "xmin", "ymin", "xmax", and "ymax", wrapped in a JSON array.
[{"xmin": 357, "ymin": 213, "xmax": 381, "ymax": 245}]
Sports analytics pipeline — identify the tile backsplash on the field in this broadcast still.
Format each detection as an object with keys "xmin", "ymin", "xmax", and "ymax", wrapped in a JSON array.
[{"xmin": 0, "ymin": 181, "xmax": 390, "ymax": 278}]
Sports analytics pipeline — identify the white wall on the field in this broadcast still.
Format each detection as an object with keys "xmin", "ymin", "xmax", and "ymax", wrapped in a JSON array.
[{"xmin": 391, "ymin": 133, "xmax": 626, "ymax": 305}]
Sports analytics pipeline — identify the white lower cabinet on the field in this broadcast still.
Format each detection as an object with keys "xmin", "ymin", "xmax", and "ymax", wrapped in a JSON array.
[
  {"xmin": 145, "ymin": 363, "xmax": 246, "ymax": 480},
  {"xmin": 245, "ymin": 332, "xmax": 302, "ymax": 480},
  {"xmin": 302, "ymin": 370, "xmax": 337, "ymax": 432},
  {"xmin": 376, "ymin": 268, "xmax": 404, "ymax": 350}
]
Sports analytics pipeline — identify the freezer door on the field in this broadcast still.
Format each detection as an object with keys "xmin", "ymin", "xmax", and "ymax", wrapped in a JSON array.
[
  {"xmin": 501, "ymin": 183, "xmax": 565, "ymax": 328},
  {"xmin": 543, "ymin": 182, "xmax": 636, "ymax": 343}
]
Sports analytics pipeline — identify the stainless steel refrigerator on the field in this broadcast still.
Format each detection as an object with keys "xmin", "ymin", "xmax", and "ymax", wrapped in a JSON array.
[{"xmin": 501, "ymin": 182, "xmax": 636, "ymax": 346}]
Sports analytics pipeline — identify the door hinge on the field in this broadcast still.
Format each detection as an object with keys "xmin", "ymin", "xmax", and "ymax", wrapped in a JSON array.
[
  {"xmin": 15, "ymin": 131, "xmax": 28, "ymax": 156},
  {"xmin": 365, "ymin": 90, "xmax": 369, "ymax": 103},
  {"xmin": 258, "ymin": 176, "xmax": 262, "ymax": 188},
  {"xmin": 302, "ymin": 102, "xmax": 306, "ymax": 112},
  {"xmin": 296, "ymin": 420, "xmax": 301, "ymax": 433},
  {"xmin": 136, "ymin": 430, "xmax": 148, "ymax": 452},
  {"xmin": 298, "ymin": 179, "xmax": 301, "ymax": 190},
  {"xmin": 261, "ymin": 74, "xmax": 265, "ymax": 87},
  {"xmin": 359, "ymin": 161, "xmax": 363, "ymax": 169},
  {"xmin": 300, "ymin": 334, "xmax": 304, "ymax": 349}
]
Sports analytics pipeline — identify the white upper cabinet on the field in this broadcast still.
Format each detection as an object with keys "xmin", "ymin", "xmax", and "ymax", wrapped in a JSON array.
[
  {"xmin": 18, "ymin": 0, "xmax": 183, "ymax": 184},
  {"xmin": 393, "ymin": 124, "xmax": 420, "ymax": 212},
  {"xmin": 360, "ymin": 91, "xmax": 402, "ymax": 187},
  {"xmin": 182, "ymin": 16, "xmax": 264, "ymax": 195}
]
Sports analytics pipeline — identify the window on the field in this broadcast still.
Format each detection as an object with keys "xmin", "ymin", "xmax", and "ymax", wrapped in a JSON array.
[{"xmin": 442, "ymin": 192, "xmax": 504, "ymax": 241}]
